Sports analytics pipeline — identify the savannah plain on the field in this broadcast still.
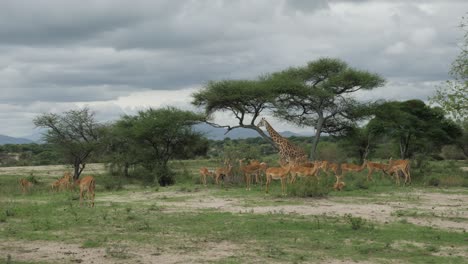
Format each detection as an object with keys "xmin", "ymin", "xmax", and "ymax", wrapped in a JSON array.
[{"xmin": 1, "ymin": 160, "xmax": 467, "ymax": 264}]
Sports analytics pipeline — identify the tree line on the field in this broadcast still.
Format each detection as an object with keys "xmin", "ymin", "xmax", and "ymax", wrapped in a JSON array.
[{"xmin": 22, "ymin": 17, "xmax": 468, "ymax": 185}]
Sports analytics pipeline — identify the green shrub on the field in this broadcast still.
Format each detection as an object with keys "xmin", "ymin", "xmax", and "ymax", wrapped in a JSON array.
[
  {"xmin": 344, "ymin": 214, "xmax": 372, "ymax": 230},
  {"xmin": 428, "ymin": 177, "xmax": 440, "ymax": 187},
  {"xmin": 99, "ymin": 175, "xmax": 124, "ymax": 191},
  {"xmin": 288, "ymin": 178, "xmax": 329, "ymax": 198}
]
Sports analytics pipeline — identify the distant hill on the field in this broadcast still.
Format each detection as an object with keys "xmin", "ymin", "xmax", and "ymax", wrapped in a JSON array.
[
  {"xmin": 193, "ymin": 123, "xmax": 311, "ymax": 140},
  {"xmin": 0, "ymin": 135, "xmax": 34, "ymax": 145}
]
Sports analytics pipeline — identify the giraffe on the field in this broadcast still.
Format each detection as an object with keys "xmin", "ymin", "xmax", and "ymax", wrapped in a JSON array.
[{"xmin": 256, "ymin": 117, "xmax": 308, "ymax": 165}]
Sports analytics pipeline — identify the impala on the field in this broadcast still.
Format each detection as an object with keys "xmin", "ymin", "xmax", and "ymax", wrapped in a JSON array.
[
  {"xmin": 289, "ymin": 162, "xmax": 320, "ymax": 183},
  {"xmin": 364, "ymin": 160, "xmax": 391, "ymax": 181},
  {"xmin": 239, "ymin": 159, "xmax": 262, "ymax": 190},
  {"xmin": 199, "ymin": 167, "xmax": 214, "ymax": 186},
  {"xmin": 51, "ymin": 172, "xmax": 73, "ymax": 191},
  {"xmin": 19, "ymin": 178, "xmax": 33, "ymax": 193},
  {"xmin": 333, "ymin": 175, "xmax": 346, "ymax": 191},
  {"xmin": 265, "ymin": 162, "xmax": 292, "ymax": 195},
  {"xmin": 214, "ymin": 161, "xmax": 233, "ymax": 185},
  {"xmin": 386, "ymin": 159, "xmax": 411, "ymax": 185},
  {"xmin": 76, "ymin": 175, "xmax": 96, "ymax": 207}
]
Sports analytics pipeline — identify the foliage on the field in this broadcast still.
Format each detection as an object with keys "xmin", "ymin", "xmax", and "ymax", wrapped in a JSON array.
[
  {"xmin": 430, "ymin": 16, "xmax": 468, "ymax": 123},
  {"xmin": 338, "ymin": 125, "xmax": 376, "ymax": 163},
  {"xmin": 33, "ymin": 107, "xmax": 106, "ymax": 179},
  {"xmin": 192, "ymin": 77, "xmax": 278, "ymax": 147},
  {"xmin": 287, "ymin": 177, "xmax": 330, "ymax": 197},
  {"xmin": 109, "ymin": 107, "xmax": 206, "ymax": 186},
  {"xmin": 271, "ymin": 58, "xmax": 385, "ymax": 159},
  {"xmin": 368, "ymin": 100, "xmax": 462, "ymax": 159}
]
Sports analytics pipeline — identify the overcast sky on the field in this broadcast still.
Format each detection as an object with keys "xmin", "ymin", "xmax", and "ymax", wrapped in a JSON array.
[{"xmin": 1, "ymin": 0, "xmax": 466, "ymax": 137}]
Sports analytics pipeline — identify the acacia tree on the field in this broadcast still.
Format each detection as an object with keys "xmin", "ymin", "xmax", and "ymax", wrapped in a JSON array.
[
  {"xmin": 114, "ymin": 107, "xmax": 206, "ymax": 186},
  {"xmin": 368, "ymin": 100, "xmax": 462, "ymax": 159},
  {"xmin": 33, "ymin": 108, "xmax": 106, "ymax": 180},
  {"xmin": 272, "ymin": 58, "xmax": 385, "ymax": 160},
  {"xmin": 192, "ymin": 78, "xmax": 278, "ymax": 148}
]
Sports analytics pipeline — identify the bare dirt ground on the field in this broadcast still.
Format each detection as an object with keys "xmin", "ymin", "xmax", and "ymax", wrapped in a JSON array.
[
  {"xmin": 1, "ymin": 187, "xmax": 467, "ymax": 263},
  {"xmin": 100, "ymin": 188, "xmax": 468, "ymax": 232},
  {"xmin": 0, "ymin": 239, "xmax": 241, "ymax": 264},
  {"xmin": 0, "ymin": 163, "xmax": 106, "ymax": 177}
]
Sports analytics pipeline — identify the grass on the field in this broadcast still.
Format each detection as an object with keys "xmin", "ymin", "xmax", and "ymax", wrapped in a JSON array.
[{"xmin": 1, "ymin": 159, "xmax": 467, "ymax": 263}]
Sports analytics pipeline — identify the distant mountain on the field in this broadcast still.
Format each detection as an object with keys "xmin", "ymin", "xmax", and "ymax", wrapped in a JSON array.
[
  {"xmin": 21, "ymin": 130, "xmax": 46, "ymax": 143},
  {"xmin": 193, "ymin": 123, "xmax": 311, "ymax": 140},
  {"xmin": 0, "ymin": 135, "xmax": 34, "ymax": 145}
]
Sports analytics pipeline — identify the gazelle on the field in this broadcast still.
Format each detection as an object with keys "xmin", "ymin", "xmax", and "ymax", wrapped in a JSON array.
[
  {"xmin": 75, "ymin": 175, "xmax": 96, "ymax": 207},
  {"xmin": 214, "ymin": 161, "xmax": 233, "ymax": 185},
  {"xmin": 199, "ymin": 167, "xmax": 214, "ymax": 186},
  {"xmin": 364, "ymin": 160, "xmax": 391, "ymax": 181},
  {"xmin": 265, "ymin": 162, "xmax": 292, "ymax": 195},
  {"xmin": 341, "ymin": 160, "xmax": 367, "ymax": 175},
  {"xmin": 239, "ymin": 159, "xmax": 262, "ymax": 190},
  {"xmin": 51, "ymin": 172, "xmax": 73, "ymax": 191},
  {"xmin": 318, "ymin": 161, "xmax": 339, "ymax": 176},
  {"xmin": 19, "ymin": 178, "xmax": 33, "ymax": 193},
  {"xmin": 333, "ymin": 175, "xmax": 346, "ymax": 191},
  {"xmin": 386, "ymin": 159, "xmax": 411, "ymax": 185},
  {"xmin": 289, "ymin": 162, "xmax": 320, "ymax": 183}
]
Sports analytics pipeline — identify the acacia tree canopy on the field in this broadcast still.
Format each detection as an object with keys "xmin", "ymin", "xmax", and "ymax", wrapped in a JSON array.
[
  {"xmin": 271, "ymin": 58, "xmax": 385, "ymax": 160},
  {"xmin": 192, "ymin": 77, "xmax": 278, "ymax": 147},
  {"xmin": 33, "ymin": 107, "xmax": 106, "ymax": 179}
]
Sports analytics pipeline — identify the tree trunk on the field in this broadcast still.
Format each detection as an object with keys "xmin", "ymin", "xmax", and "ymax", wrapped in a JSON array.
[
  {"xmin": 124, "ymin": 162, "xmax": 129, "ymax": 177},
  {"xmin": 73, "ymin": 159, "xmax": 86, "ymax": 180},
  {"xmin": 310, "ymin": 116, "xmax": 324, "ymax": 161}
]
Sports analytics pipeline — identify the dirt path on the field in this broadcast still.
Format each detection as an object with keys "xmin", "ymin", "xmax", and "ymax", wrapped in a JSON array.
[
  {"xmin": 98, "ymin": 188, "xmax": 468, "ymax": 232},
  {"xmin": 0, "ymin": 239, "xmax": 241, "ymax": 264}
]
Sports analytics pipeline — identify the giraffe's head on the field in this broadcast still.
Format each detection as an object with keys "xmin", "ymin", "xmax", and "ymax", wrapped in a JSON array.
[{"xmin": 256, "ymin": 117, "xmax": 267, "ymax": 128}]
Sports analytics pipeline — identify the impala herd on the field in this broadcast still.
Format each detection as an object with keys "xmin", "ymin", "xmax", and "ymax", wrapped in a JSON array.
[
  {"xmin": 19, "ymin": 172, "xmax": 96, "ymax": 207},
  {"xmin": 17, "ymin": 158, "xmax": 410, "ymax": 204},
  {"xmin": 200, "ymin": 158, "xmax": 411, "ymax": 195}
]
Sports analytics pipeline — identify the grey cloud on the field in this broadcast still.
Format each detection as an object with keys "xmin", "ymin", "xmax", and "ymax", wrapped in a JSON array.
[{"xmin": 0, "ymin": 0, "xmax": 467, "ymax": 136}]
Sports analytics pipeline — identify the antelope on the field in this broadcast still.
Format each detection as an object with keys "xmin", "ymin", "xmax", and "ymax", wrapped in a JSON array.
[
  {"xmin": 214, "ymin": 161, "xmax": 233, "ymax": 185},
  {"xmin": 341, "ymin": 160, "xmax": 367, "ymax": 175},
  {"xmin": 19, "ymin": 178, "xmax": 33, "ymax": 193},
  {"xmin": 199, "ymin": 167, "xmax": 214, "ymax": 186},
  {"xmin": 386, "ymin": 159, "xmax": 411, "ymax": 185},
  {"xmin": 257, "ymin": 162, "xmax": 268, "ymax": 185},
  {"xmin": 265, "ymin": 162, "xmax": 292, "ymax": 195},
  {"xmin": 333, "ymin": 175, "xmax": 346, "ymax": 191},
  {"xmin": 364, "ymin": 160, "xmax": 391, "ymax": 181},
  {"xmin": 75, "ymin": 175, "xmax": 96, "ymax": 207},
  {"xmin": 239, "ymin": 159, "xmax": 262, "ymax": 190},
  {"xmin": 289, "ymin": 162, "xmax": 320, "ymax": 183},
  {"xmin": 318, "ymin": 161, "xmax": 340, "ymax": 176},
  {"xmin": 51, "ymin": 172, "xmax": 73, "ymax": 191}
]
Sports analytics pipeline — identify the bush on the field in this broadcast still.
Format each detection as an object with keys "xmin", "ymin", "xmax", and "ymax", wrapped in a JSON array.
[
  {"xmin": 131, "ymin": 167, "xmax": 155, "ymax": 183},
  {"xmin": 288, "ymin": 178, "xmax": 329, "ymax": 198},
  {"xmin": 440, "ymin": 145, "xmax": 466, "ymax": 160},
  {"xmin": 428, "ymin": 177, "xmax": 440, "ymax": 187},
  {"xmin": 154, "ymin": 165, "xmax": 175, "ymax": 186},
  {"xmin": 99, "ymin": 175, "xmax": 124, "ymax": 191}
]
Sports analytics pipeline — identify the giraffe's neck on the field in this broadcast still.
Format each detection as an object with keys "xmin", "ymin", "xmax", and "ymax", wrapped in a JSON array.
[{"xmin": 264, "ymin": 120, "xmax": 284, "ymax": 145}]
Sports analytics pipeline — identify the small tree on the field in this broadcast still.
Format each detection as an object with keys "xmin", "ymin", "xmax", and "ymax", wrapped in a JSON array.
[
  {"xmin": 368, "ymin": 100, "xmax": 462, "ymax": 159},
  {"xmin": 338, "ymin": 125, "xmax": 375, "ymax": 163},
  {"xmin": 272, "ymin": 58, "xmax": 385, "ymax": 160},
  {"xmin": 114, "ymin": 107, "xmax": 206, "ymax": 186},
  {"xmin": 33, "ymin": 108, "xmax": 105, "ymax": 180}
]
